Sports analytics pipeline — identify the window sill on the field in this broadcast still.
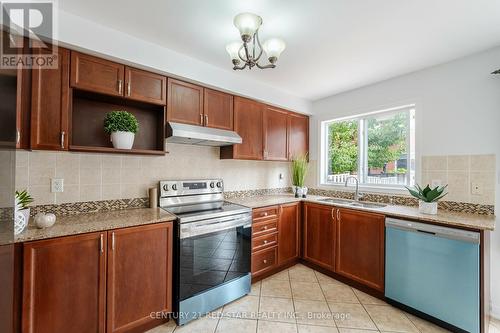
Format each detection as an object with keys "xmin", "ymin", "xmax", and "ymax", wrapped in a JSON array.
[{"xmin": 317, "ymin": 183, "xmax": 409, "ymax": 196}]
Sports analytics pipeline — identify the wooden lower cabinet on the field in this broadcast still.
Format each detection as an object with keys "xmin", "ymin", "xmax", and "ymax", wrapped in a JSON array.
[
  {"xmin": 303, "ymin": 203, "xmax": 336, "ymax": 270},
  {"xmin": 335, "ymin": 208, "xmax": 385, "ymax": 292},
  {"xmin": 278, "ymin": 203, "xmax": 300, "ymax": 264},
  {"xmin": 22, "ymin": 222, "xmax": 173, "ymax": 333},
  {"xmin": 107, "ymin": 223, "xmax": 173, "ymax": 333},
  {"xmin": 22, "ymin": 232, "xmax": 107, "ymax": 333}
]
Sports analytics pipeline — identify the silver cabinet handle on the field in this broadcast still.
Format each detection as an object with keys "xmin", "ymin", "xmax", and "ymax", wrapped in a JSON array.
[
  {"xmin": 331, "ymin": 208, "xmax": 335, "ymax": 221},
  {"xmin": 199, "ymin": 114, "xmax": 203, "ymax": 124},
  {"xmin": 100, "ymin": 234, "xmax": 104, "ymax": 253},
  {"xmin": 337, "ymin": 209, "xmax": 340, "ymax": 221},
  {"xmin": 263, "ymin": 240, "xmax": 268, "ymax": 244},
  {"xmin": 118, "ymin": 79, "xmax": 123, "ymax": 94},
  {"xmin": 60, "ymin": 131, "xmax": 65, "ymax": 149},
  {"xmin": 112, "ymin": 232, "xmax": 115, "ymax": 251},
  {"xmin": 263, "ymin": 259, "xmax": 267, "ymax": 264},
  {"xmin": 204, "ymin": 114, "xmax": 208, "ymax": 126},
  {"xmin": 16, "ymin": 130, "xmax": 20, "ymax": 145},
  {"xmin": 126, "ymin": 82, "xmax": 131, "ymax": 96}
]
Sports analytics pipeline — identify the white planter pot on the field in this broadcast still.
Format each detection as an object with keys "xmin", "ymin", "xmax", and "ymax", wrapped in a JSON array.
[
  {"xmin": 14, "ymin": 208, "xmax": 30, "ymax": 235},
  {"xmin": 419, "ymin": 201, "xmax": 438, "ymax": 215},
  {"xmin": 301, "ymin": 186, "xmax": 308, "ymax": 198},
  {"xmin": 110, "ymin": 131, "xmax": 135, "ymax": 150},
  {"xmin": 293, "ymin": 186, "xmax": 303, "ymax": 198}
]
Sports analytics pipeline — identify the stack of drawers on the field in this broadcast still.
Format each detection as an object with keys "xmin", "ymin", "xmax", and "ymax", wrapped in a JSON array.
[{"xmin": 251, "ymin": 205, "xmax": 280, "ymax": 277}]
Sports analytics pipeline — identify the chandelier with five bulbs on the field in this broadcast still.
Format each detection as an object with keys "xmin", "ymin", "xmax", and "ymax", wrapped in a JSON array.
[{"xmin": 226, "ymin": 13, "xmax": 286, "ymax": 70}]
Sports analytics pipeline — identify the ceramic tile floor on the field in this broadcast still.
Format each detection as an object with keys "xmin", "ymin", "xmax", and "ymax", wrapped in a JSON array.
[{"xmin": 147, "ymin": 263, "xmax": 497, "ymax": 333}]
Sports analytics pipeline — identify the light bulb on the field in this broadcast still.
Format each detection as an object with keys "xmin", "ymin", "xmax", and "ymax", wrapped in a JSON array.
[
  {"xmin": 233, "ymin": 12, "xmax": 262, "ymax": 42},
  {"xmin": 262, "ymin": 38, "xmax": 286, "ymax": 63}
]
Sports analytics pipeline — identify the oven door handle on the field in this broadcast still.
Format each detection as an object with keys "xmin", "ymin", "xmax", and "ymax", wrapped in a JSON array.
[{"xmin": 180, "ymin": 214, "xmax": 252, "ymax": 239}]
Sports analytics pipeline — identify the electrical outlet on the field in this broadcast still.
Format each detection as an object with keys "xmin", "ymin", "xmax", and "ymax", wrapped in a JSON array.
[
  {"xmin": 51, "ymin": 178, "xmax": 64, "ymax": 193},
  {"xmin": 431, "ymin": 179, "xmax": 442, "ymax": 187},
  {"xmin": 471, "ymin": 182, "xmax": 482, "ymax": 195}
]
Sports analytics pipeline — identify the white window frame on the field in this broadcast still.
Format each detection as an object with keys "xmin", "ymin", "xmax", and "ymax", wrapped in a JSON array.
[{"xmin": 320, "ymin": 104, "xmax": 416, "ymax": 191}]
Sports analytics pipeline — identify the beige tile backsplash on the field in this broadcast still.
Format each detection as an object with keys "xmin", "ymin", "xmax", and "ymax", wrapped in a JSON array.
[
  {"xmin": 421, "ymin": 154, "xmax": 496, "ymax": 205},
  {"xmin": 14, "ymin": 144, "xmax": 291, "ymax": 206}
]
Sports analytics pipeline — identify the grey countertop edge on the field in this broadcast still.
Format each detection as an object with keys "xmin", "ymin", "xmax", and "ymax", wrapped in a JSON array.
[
  {"xmin": 227, "ymin": 194, "xmax": 496, "ymax": 231},
  {"xmin": 14, "ymin": 208, "xmax": 177, "ymax": 243}
]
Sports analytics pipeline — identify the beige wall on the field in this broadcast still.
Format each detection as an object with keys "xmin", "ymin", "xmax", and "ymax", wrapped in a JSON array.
[
  {"xmin": 14, "ymin": 144, "xmax": 291, "ymax": 206},
  {"xmin": 422, "ymin": 154, "xmax": 496, "ymax": 205}
]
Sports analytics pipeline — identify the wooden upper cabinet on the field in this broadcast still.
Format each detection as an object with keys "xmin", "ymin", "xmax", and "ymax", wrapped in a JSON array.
[
  {"xmin": 70, "ymin": 51, "xmax": 124, "ymax": 97},
  {"xmin": 303, "ymin": 203, "xmax": 336, "ymax": 270},
  {"xmin": 124, "ymin": 67, "xmax": 166, "ymax": 105},
  {"xmin": 278, "ymin": 203, "xmax": 300, "ymax": 264},
  {"xmin": 203, "ymin": 88, "xmax": 233, "ymax": 130},
  {"xmin": 167, "ymin": 78, "xmax": 204, "ymax": 126},
  {"xmin": 222, "ymin": 96, "xmax": 263, "ymax": 160},
  {"xmin": 336, "ymin": 208, "xmax": 385, "ymax": 292},
  {"xmin": 288, "ymin": 112, "xmax": 309, "ymax": 160},
  {"xmin": 263, "ymin": 107, "xmax": 288, "ymax": 161},
  {"xmin": 22, "ymin": 232, "xmax": 106, "ymax": 333},
  {"xmin": 107, "ymin": 223, "xmax": 173, "ymax": 333},
  {"xmin": 16, "ymin": 66, "xmax": 31, "ymax": 149},
  {"xmin": 31, "ymin": 47, "xmax": 70, "ymax": 150}
]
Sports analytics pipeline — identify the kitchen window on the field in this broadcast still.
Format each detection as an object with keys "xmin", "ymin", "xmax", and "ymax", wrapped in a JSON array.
[{"xmin": 321, "ymin": 105, "xmax": 416, "ymax": 188}]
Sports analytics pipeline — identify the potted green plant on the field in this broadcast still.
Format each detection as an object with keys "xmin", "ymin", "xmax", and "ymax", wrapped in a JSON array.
[
  {"xmin": 104, "ymin": 111, "xmax": 139, "ymax": 149},
  {"xmin": 15, "ymin": 189, "xmax": 33, "ymax": 235},
  {"xmin": 405, "ymin": 184, "xmax": 448, "ymax": 215},
  {"xmin": 291, "ymin": 154, "xmax": 309, "ymax": 198}
]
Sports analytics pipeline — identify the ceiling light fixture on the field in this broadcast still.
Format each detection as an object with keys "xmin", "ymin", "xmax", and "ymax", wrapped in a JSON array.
[{"xmin": 226, "ymin": 12, "xmax": 286, "ymax": 70}]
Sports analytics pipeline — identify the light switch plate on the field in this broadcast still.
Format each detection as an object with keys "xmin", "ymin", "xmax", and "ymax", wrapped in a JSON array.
[
  {"xmin": 51, "ymin": 178, "xmax": 64, "ymax": 193},
  {"xmin": 471, "ymin": 182, "xmax": 482, "ymax": 195}
]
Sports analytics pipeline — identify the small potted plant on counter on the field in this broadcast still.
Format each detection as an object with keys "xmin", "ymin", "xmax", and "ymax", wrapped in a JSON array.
[
  {"xmin": 104, "ymin": 111, "xmax": 139, "ymax": 150},
  {"xmin": 15, "ymin": 189, "xmax": 33, "ymax": 235},
  {"xmin": 405, "ymin": 184, "xmax": 448, "ymax": 215},
  {"xmin": 291, "ymin": 154, "xmax": 309, "ymax": 198}
]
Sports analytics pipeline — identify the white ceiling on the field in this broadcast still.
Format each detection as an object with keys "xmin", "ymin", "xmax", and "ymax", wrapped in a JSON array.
[{"xmin": 59, "ymin": 0, "xmax": 500, "ymax": 101}]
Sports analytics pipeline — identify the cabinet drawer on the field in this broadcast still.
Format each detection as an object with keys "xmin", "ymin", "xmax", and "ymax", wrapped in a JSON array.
[
  {"xmin": 252, "ymin": 232, "xmax": 278, "ymax": 252},
  {"xmin": 252, "ymin": 246, "xmax": 277, "ymax": 276},
  {"xmin": 252, "ymin": 219, "xmax": 278, "ymax": 237},
  {"xmin": 253, "ymin": 206, "xmax": 279, "ymax": 221}
]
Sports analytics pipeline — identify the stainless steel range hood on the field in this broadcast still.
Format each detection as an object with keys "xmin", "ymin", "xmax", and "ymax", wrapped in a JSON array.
[{"xmin": 166, "ymin": 122, "xmax": 242, "ymax": 146}]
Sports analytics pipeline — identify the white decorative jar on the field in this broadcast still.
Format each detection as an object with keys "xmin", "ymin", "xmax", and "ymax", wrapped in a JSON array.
[
  {"xmin": 14, "ymin": 208, "xmax": 30, "ymax": 235},
  {"xmin": 110, "ymin": 131, "xmax": 135, "ymax": 149},
  {"xmin": 301, "ymin": 186, "xmax": 308, "ymax": 198},
  {"xmin": 293, "ymin": 186, "xmax": 303, "ymax": 198},
  {"xmin": 34, "ymin": 213, "xmax": 56, "ymax": 229},
  {"xmin": 419, "ymin": 201, "xmax": 438, "ymax": 215}
]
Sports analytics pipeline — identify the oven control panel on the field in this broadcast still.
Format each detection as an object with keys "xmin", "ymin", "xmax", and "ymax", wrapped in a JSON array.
[{"xmin": 159, "ymin": 179, "xmax": 224, "ymax": 198}]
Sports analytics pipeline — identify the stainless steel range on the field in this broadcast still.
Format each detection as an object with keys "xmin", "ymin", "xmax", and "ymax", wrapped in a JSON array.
[{"xmin": 159, "ymin": 179, "xmax": 252, "ymax": 325}]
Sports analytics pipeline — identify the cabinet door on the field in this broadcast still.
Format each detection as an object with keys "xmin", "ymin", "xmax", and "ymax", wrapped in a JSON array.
[
  {"xmin": 336, "ymin": 209, "xmax": 385, "ymax": 291},
  {"xmin": 263, "ymin": 107, "xmax": 288, "ymax": 161},
  {"xmin": 31, "ymin": 47, "xmax": 70, "ymax": 150},
  {"xmin": 125, "ymin": 67, "xmax": 166, "ymax": 105},
  {"xmin": 167, "ymin": 78, "xmax": 204, "ymax": 125},
  {"xmin": 203, "ymin": 88, "xmax": 233, "ymax": 130},
  {"xmin": 107, "ymin": 223, "xmax": 173, "ymax": 333},
  {"xmin": 288, "ymin": 113, "xmax": 309, "ymax": 160},
  {"xmin": 70, "ymin": 51, "xmax": 124, "ymax": 96},
  {"xmin": 278, "ymin": 203, "xmax": 300, "ymax": 264},
  {"xmin": 23, "ymin": 232, "xmax": 106, "ymax": 333},
  {"xmin": 303, "ymin": 203, "xmax": 336, "ymax": 270},
  {"xmin": 15, "ymin": 39, "xmax": 31, "ymax": 149},
  {"xmin": 232, "ymin": 97, "xmax": 264, "ymax": 160}
]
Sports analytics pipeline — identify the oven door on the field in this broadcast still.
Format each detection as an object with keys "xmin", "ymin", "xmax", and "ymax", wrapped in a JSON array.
[{"xmin": 178, "ymin": 213, "xmax": 252, "ymax": 301}]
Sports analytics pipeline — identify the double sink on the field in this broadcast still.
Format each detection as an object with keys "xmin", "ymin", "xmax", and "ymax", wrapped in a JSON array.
[{"xmin": 318, "ymin": 198, "xmax": 387, "ymax": 209}]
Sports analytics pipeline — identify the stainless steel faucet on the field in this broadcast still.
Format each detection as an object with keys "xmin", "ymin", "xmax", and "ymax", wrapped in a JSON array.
[{"xmin": 345, "ymin": 176, "xmax": 363, "ymax": 201}]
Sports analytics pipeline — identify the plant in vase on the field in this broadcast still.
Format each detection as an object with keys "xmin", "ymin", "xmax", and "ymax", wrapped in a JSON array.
[
  {"xmin": 405, "ymin": 184, "xmax": 448, "ymax": 215},
  {"xmin": 104, "ymin": 111, "xmax": 139, "ymax": 150},
  {"xmin": 291, "ymin": 154, "xmax": 309, "ymax": 198},
  {"xmin": 14, "ymin": 190, "xmax": 33, "ymax": 235}
]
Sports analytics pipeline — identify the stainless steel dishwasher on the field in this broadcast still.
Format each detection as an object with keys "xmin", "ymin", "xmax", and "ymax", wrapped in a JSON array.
[{"xmin": 385, "ymin": 218, "xmax": 480, "ymax": 333}]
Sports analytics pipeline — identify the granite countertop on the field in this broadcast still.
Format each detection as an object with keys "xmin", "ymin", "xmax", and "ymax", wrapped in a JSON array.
[
  {"xmin": 228, "ymin": 194, "xmax": 497, "ymax": 231},
  {"xmin": 15, "ymin": 208, "xmax": 176, "ymax": 243}
]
